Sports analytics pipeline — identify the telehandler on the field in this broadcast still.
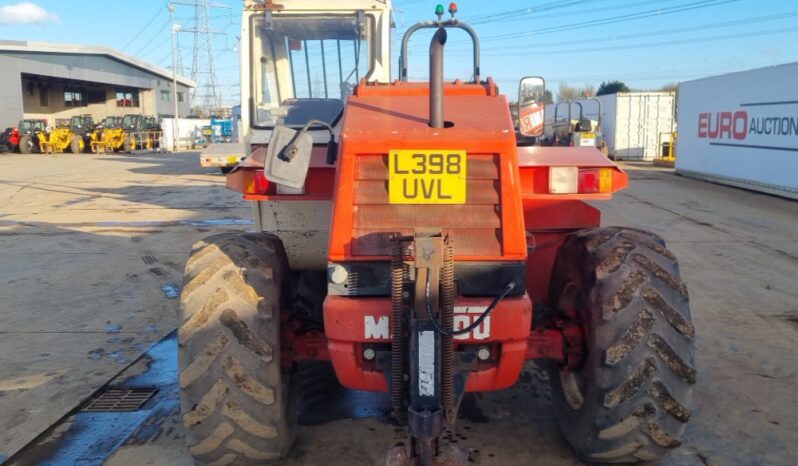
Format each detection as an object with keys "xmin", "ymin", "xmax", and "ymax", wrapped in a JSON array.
[
  {"xmin": 179, "ymin": 2, "xmax": 695, "ymax": 465},
  {"xmin": 32, "ymin": 115, "xmax": 93, "ymax": 154},
  {"xmin": 121, "ymin": 114, "xmax": 162, "ymax": 152},
  {"xmin": 69, "ymin": 114, "xmax": 94, "ymax": 153},
  {"xmin": 91, "ymin": 116, "xmax": 125, "ymax": 153},
  {"xmin": 16, "ymin": 119, "xmax": 48, "ymax": 153}
]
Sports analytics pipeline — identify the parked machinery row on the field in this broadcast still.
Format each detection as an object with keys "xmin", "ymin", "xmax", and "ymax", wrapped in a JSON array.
[
  {"xmin": 91, "ymin": 114, "xmax": 162, "ymax": 153},
  {"xmin": 0, "ymin": 114, "xmax": 163, "ymax": 154}
]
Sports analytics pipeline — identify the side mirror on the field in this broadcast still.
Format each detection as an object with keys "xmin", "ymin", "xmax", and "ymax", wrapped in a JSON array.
[
  {"xmin": 264, "ymin": 125, "xmax": 313, "ymax": 190},
  {"xmin": 517, "ymin": 76, "xmax": 546, "ymax": 138}
]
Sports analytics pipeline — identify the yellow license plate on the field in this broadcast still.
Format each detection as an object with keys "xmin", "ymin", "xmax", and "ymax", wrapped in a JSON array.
[
  {"xmin": 226, "ymin": 156, "xmax": 239, "ymax": 164},
  {"xmin": 389, "ymin": 150, "xmax": 467, "ymax": 204}
]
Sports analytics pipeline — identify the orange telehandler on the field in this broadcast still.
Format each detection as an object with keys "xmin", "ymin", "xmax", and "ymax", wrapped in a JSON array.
[{"xmin": 178, "ymin": 2, "xmax": 696, "ymax": 465}]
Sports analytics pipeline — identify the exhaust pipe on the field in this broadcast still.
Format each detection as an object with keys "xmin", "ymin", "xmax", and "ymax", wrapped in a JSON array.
[{"xmin": 429, "ymin": 28, "xmax": 447, "ymax": 128}]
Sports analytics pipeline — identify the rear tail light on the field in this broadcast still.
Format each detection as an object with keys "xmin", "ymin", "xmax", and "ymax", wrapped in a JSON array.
[
  {"xmin": 549, "ymin": 167, "xmax": 613, "ymax": 194},
  {"xmin": 245, "ymin": 169, "xmax": 275, "ymax": 195},
  {"xmin": 549, "ymin": 166, "xmax": 579, "ymax": 194}
]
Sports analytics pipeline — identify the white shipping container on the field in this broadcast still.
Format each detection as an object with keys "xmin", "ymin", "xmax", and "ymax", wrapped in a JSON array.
[
  {"xmin": 676, "ymin": 62, "xmax": 798, "ymax": 199},
  {"xmin": 545, "ymin": 92, "xmax": 676, "ymax": 160},
  {"xmin": 161, "ymin": 117, "xmax": 211, "ymax": 150}
]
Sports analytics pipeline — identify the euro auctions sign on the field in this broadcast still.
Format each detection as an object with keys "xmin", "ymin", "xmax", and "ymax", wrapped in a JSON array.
[
  {"xmin": 676, "ymin": 63, "xmax": 798, "ymax": 198},
  {"xmin": 697, "ymin": 109, "xmax": 798, "ymax": 145}
]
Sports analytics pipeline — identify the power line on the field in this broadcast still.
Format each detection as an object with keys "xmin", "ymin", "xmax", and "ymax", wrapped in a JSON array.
[
  {"xmin": 488, "ymin": 60, "xmax": 795, "ymax": 84},
  {"xmin": 480, "ymin": 0, "xmax": 739, "ymax": 42},
  {"xmin": 442, "ymin": 10, "xmax": 798, "ymax": 55},
  {"xmin": 463, "ymin": 0, "xmax": 613, "ymax": 25},
  {"xmin": 121, "ymin": 2, "xmax": 169, "ymax": 51},
  {"xmin": 477, "ymin": 0, "xmax": 684, "ymax": 26},
  {"xmin": 471, "ymin": 25, "xmax": 798, "ymax": 57},
  {"xmin": 132, "ymin": 18, "xmax": 171, "ymax": 57},
  {"xmin": 408, "ymin": 0, "xmax": 734, "ymax": 51}
]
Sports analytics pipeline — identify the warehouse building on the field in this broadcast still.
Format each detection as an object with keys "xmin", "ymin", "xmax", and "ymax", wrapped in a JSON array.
[{"xmin": 0, "ymin": 40, "xmax": 195, "ymax": 129}]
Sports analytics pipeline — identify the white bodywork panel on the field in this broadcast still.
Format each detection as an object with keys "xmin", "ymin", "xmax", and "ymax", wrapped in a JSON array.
[
  {"xmin": 241, "ymin": 1, "xmax": 392, "ymax": 270},
  {"xmin": 241, "ymin": 0, "xmax": 392, "ymax": 146},
  {"xmin": 252, "ymin": 200, "xmax": 332, "ymax": 270}
]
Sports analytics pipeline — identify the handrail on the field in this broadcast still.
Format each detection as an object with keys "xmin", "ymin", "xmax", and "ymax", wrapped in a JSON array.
[{"xmin": 399, "ymin": 20, "xmax": 480, "ymax": 83}]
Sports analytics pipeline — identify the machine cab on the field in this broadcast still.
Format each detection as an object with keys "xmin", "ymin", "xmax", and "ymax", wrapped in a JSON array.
[{"xmin": 240, "ymin": 0, "xmax": 392, "ymax": 147}]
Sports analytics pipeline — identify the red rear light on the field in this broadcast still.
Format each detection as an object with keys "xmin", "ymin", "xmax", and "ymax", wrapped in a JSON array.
[
  {"xmin": 242, "ymin": 169, "xmax": 274, "ymax": 195},
  {"xmin": 578, "ymin": 169, "xmax": 600, "ymax": 194},
  {"xmin": 550, "ymin": 167, "xmax": 614, "ymax": 194},
  {"xmin": 252, "ymin": 169, "xmax": 274, "ymax": 194}
]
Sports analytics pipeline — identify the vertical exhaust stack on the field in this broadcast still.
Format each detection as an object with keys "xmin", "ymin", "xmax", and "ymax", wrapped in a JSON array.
[{"xmin": 429, "ymin": 28, "xmax": 447, "ymax": 128}]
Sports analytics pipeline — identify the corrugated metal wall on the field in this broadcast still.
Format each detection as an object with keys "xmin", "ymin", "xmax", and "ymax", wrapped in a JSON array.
[
  {"xmin": 0, "ymin": 56, "xmax": 24, "ymax": 129},
  {"xmin": 0, "ymin": 52, "xmax": 193, "ymax": 128}
]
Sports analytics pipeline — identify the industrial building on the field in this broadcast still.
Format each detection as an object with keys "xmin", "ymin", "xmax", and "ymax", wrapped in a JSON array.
[{"xmin": 0, "ymin": 40, "xmax": 195, "ymax": 129}]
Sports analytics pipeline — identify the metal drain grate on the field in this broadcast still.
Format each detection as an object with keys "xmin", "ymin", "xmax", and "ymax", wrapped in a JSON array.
[
  {"xmin": 82, "ymin": 388, "xmax": 158, "ymax": 412},
  {"xmin": 141, "ymin": 255, "xmax": 158, "ymax": 265}
]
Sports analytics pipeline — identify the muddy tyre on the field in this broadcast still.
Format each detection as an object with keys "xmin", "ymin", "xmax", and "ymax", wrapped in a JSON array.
[
  {"xmin": 548, "ymin": 227, "xmax": 696, "ymax": 463},
  {"xmin": 70, "ymin": 137, "xmax": 82, "ymax": 154},
  {"xmin": 19, "ymin": 135, "xmax": 33, "ymax": 154},
  {"xmin": 179, "ymin": 232, "xmax": 296, "ymax": 465}
]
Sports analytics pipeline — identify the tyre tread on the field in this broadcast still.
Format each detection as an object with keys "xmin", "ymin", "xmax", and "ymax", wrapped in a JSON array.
[
  {"xmin": 179, "ymin": 233, "xmax": 293, "ymax": 465},
  {"xmin": 549, "ymin": 227, "xmax": 695, "ymax": 464}
]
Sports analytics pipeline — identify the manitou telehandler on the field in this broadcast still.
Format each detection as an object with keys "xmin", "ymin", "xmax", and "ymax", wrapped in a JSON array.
[
  {"xmin": 17, "ymin": 119, "xmax": 48, "ymax": 153},
  {"xmin": 178, "ymin": 2, "xmax": 696, "ymax": 465}
]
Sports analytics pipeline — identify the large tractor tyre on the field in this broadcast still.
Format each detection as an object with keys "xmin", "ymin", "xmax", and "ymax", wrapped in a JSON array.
[
  {"xmin": 70, "ymin": 137, "xmax": 82, "ymax": 154},
  {"xmin": 548, "ymin": 227, "xmax": 696, "ymax": 463},
  {"xmin": 19, "ymin": 135, "xmax": 34, "ymax": 154},
  {"xmin": 179, "ymin": 232, "xmax": 296, "ymax": 465},
  {"xmin": 123, "ymin": 138, "xmax": 133, "ymax": 153}
]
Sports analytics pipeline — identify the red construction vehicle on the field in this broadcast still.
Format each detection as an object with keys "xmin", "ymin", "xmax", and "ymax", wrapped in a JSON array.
[
  {"xmin": 0, "ymin": 127, "xmax": 18, "ymax": 153},
  {"xmin": 15, "ymin": 119, "xmax": 47, "ymax": 153},
  {"xmin": 178, "ymin": 2, "xmax": 695, "ymax": 465}
]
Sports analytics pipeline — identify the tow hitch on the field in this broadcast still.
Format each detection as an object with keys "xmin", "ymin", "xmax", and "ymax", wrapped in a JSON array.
[{"xmin": 385, "ymin": 230, "xmax": 468, "ymax": 466}]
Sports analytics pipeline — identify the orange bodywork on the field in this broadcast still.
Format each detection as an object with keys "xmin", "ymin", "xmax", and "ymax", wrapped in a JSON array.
[
  {"xmin": 328, "ymin": 79, "xmax": 527, "ymax": 262},
  {"xmin": 325, "ymin": 295, "xmax": 531, "ymax": 392},
  {"xmin": 226, "ymin": 78, "xmax": 629, "ymax": 393}
]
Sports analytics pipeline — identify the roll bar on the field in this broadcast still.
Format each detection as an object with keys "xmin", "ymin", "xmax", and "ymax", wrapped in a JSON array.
[
  {"xmin": 399, "ymin": 20, "xmax": 481, "ymax": 83},
  {"xmin": 554, "ymin": 101, "xmax": 584, "ymax": 123},
  {"xmin": 553, "ymin": 98, "xmax": 603, "ymax": 134}
]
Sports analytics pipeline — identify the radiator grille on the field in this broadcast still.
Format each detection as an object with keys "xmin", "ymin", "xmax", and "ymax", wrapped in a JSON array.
[{"xmin": 352, "ymin": 154, "xmax": 502, "ymax": 256}]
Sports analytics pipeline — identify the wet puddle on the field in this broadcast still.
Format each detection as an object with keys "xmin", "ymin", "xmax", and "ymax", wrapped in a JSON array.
[
  {"xmin": 0, "ymin": 218, "xmax": 252, "ymax": 229},
  {"xmin": 5, "ymin": 333, "xmax": 177, "ymax": 466},
  {"xmin": 6, "ymin": 333, "xmax": 399, "ymax": 465}
]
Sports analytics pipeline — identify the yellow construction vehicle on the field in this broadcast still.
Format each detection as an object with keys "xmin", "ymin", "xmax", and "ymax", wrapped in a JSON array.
[
  {"xmin": 654, "ymin": 131, "xmax": 678, "ymax": 167},
  {"xmin": 121, "ymin": 114, "xmax": 162, "ymax": 153},
  {"xmin": 90, "ymin": 116, "xmax": 125, "ymax": 153},
  {"xmin": 39, "ymin": 115, "xmax": 93, "ymax": 154},
  {"xmin": 38, "ymin": 117, "xmax": 80, "ymax": 154}
]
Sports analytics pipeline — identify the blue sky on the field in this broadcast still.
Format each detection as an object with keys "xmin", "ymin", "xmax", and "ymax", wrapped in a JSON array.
[{"xmin": 1, "ymin": 0, "xmax": 796, "ymax": 103}]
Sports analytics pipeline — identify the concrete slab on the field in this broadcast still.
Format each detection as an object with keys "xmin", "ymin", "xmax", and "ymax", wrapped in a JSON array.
[
  {"xmin": 0, "ymin": 151, "xmax": 247, "ymax": 461},
  {"xmin": 1, "ymin": 155, "xmax": 797, "ymax": 466}
]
